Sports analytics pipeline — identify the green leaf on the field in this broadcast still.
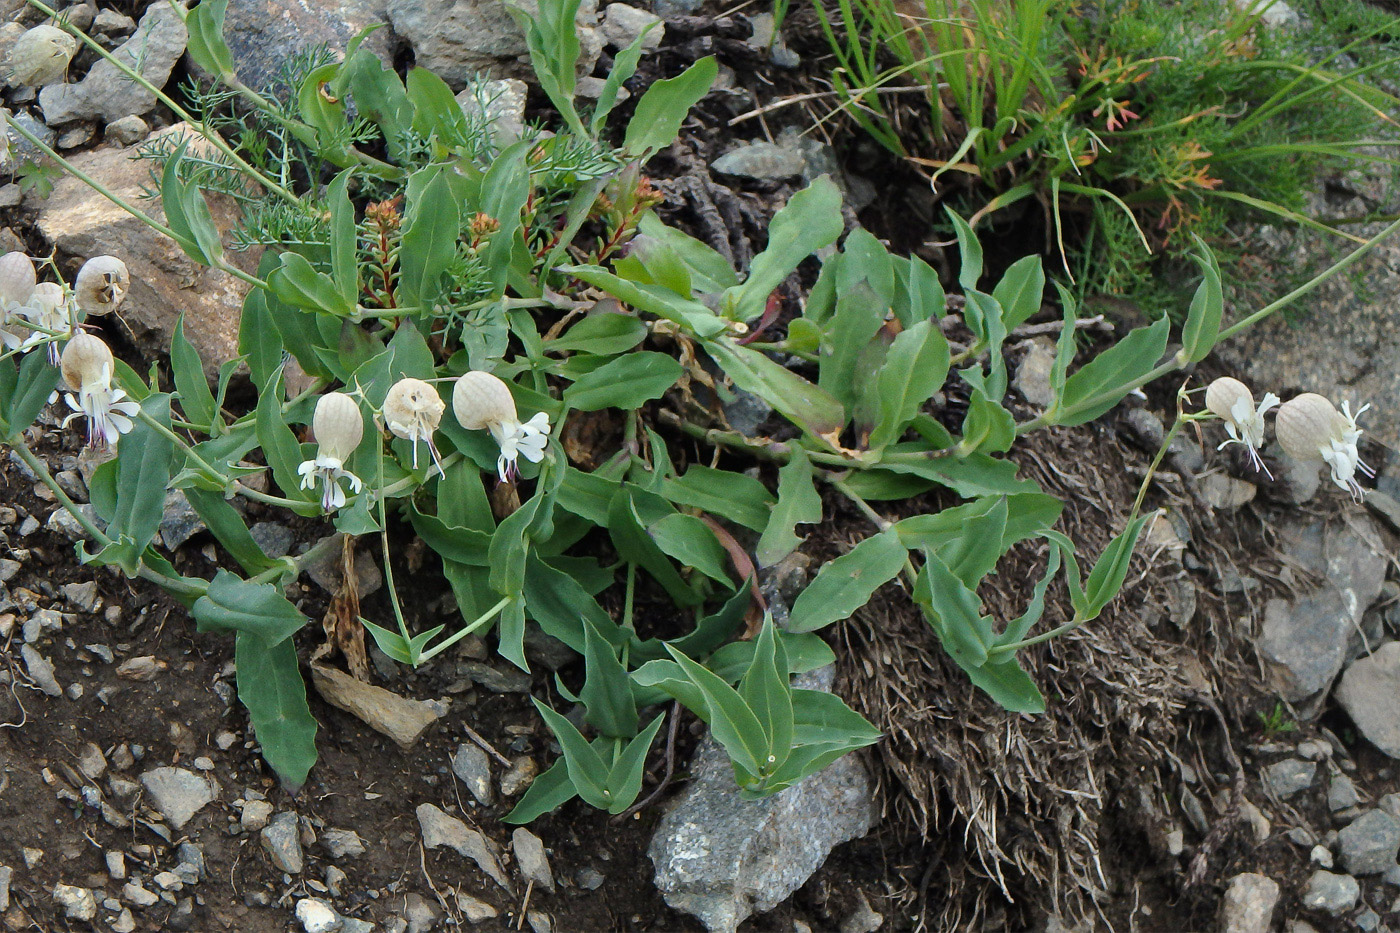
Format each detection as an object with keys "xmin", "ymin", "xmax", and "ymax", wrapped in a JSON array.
[
  {"xmin": 344, "ymin": 50, "xmax": 412, "ymax": 160},
  {"xmin": 0, "ymin": 349, "xmax": 60, "ymax": 439},
  {"xmin": 559, "ymin": 264, "xmax": 726, "ymax": 338},
  {"xmin": 818, "ymin": 281, "xmax": 885, "ymax": 417},
  {"xmin": 193, "ymin": 569, "xmax": 311, "ymax": 644},
  {"xmin": 532, "ymin": 698, "xmax": 612, "ymax": 809},
  {"xmin": 523, "ymin": 553, "xmax": 620, "ymax": 654},
  {"xmin": 739, "ymin": 618, "xmax": 793, "ymax": 772},
  {"xmin": 788, "ymin": 529, "xmax": 907, "ymax": 633},
  {"xmin": 160, "ymin": 140, "xmax": 225, "ymax": 266},
  {"xmin": 663, "ymin": 644, "xmax": 768, "ymax": 779},
  {"xmin": 705, "ymin": 339, "xmax": 845, "ymax": 438},
  {"xmin": 407, "ymin": 67, "xmax": 472, "ymax": 143},
  {"xmin": 636, "ymin": 213, "xmax": 741, "ymax": 292},
  {"xmin": 1050, "ymin": 283, "xmax": 1078, "ymax": 402},
  {"xmin": 647, "ymin": 513, "xmax": 733, "ymax": 585},
  {"xmin": 504, "ymin": 757, "xmax": 577, "ymax": 823},
  {"xmin": 182, "ymin": 488, "xmax": 278, "ymax": 575},
  {"xmin": 409, "ymin": 507, "xmax": 493, "ymax": 566},
  {"xmin": 1082, "ymin": 513, "xmax": 1150, "ymax": 618},
  {"xmin": 580, "ymin": 620, "xmax": 639, "ymax": 737},
  {"xmin": 267, "ymin": 251, "xmax": 354, "ymax": 317},
  {"xmin": 1178, "ymin": 236, "xmax": 1223, "ymax": 365},
  {"xmin": 722, "ymin": 175, "xmax": 843, "ymax": 322},
  {"xmin": 945, "ymin": 208, "xmax": 983, "ymax": 290},
  {"xmin": 563, "ymin": 351, "xmax": 683, "ymax": 411},
  {"xmin": 104, "ymin": 394, "xmax": 175, "ymax": 571},
  {"xmin": 603, "ymin": 714, "xmax": 666, "ymax": 812},
  {"xmin": 171, "ymin": 314, "xmax": 217, "ymax": 428},
  {"xmin": 998, "ymin": 545, "xmax": 1062, "ymax": 647},
  {"xmin": 660, "ymin": 464, "xmax": 775, "ymax": 533},
  {"xmin": 623, "ymin": 56, "xmax": 719, "ymax": 157},
  {"xmin": 607, "ymin": 487, "xmax": 700, "ymax": 606},
  {"xmin": 478, "ymin": 144, "xmax": 531, "ymax": 293},
  {"xmin": 327, "ymin": 169, "xmax": 360, "ymax": 309},
  {"xmin": 902, "ymin": 255, "xmax": 946, "ymax": 325},
  {"xmin": 185, "ymin": 0, "xmax": 237, "ymax": 79},
  {"xmin": 756, "ymin": 447, "xmax": 822, "ymax": 568},
  {"xmin": 255, "ymin": 369, "xmax": 315, "ymax": 507},
  {"xmin": 867, "ymin": 319, "xmax": 950, "ymax": 453},
  {"xmin": 839, "ymin": 228, "xmax": 895, "ymax": 306},
  {"xmin": 992, "ymin": 255, "xmax": 1045, "ymax": 330},
  {"xmin": 916, "ymin": 551, "xmax": 993, "ymax": 668},
  {"xmin": 508, "ymin": 0, "xmax": 586, "ymax": 138},
  {"xmin": 957, "ymin": 654, "xmax": 1044, "ymax": 714},
  {"xmin": 298, "ymin": 62, "xmax": 352, "ymax": 164},
  {"xmin": 1056, "ymin": 317, "xmax": 1170, "ymax": 427},
  {"xmin": 591, "ymin": 24, "xmax": 653, "ymax": 134},
  {"xmin": 960, "ymin": 388, "xmax": 1016, "ymax": 454},
  {"xmin": 400, "ymin": 169, "xmax": 461, "ymax": 312},
  {"xmin": 236, "ymin": 633, "xmax": 318, "ymax": 789},
  {"xmin": 548, "ymin": 313, "xmax": 648, "ymax": 356}
]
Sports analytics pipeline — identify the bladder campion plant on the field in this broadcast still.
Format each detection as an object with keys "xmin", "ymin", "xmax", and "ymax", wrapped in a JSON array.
[{"xmin": 3, "ymin": 0, "xmax": 1399, "ymax": 819}]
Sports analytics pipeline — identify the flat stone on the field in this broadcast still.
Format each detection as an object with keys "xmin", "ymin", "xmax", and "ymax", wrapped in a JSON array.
[
  {"xmin": 455, "ymin": 891, "xmax": 497, "ymax": 921},
  {"xmin": 61, "ymin": 581, "xmax": 99, "ymax": 613},
  {"xmin": 1337, "ymin": 642, "xmax": 1400, "ymax": 758},
  {"xmin": 296, "ymin": 897, "xmax": 342, "ymax": 933},
  {"xmin": 21, "ymin": 644, "xmax": 61, "ymax": 696},
  {"xmin": 1263, "ymin": 759, "xmax": 1316, "ymax": 799},
  {"xmin": 76, "ymin": 741, "xmax": 107, "ymax": 780},
  {"xmin": 1329, "ymin": 774, "xmax": 1361, "ymax": 811},
  {"xmin": 39, "ymin": 4, "xmax": 186, "ymax": 124},
  {"xmin": 159, "ymin": 490, "xmax": 205, "ymax": 550},
  {"xmin": 649, "ymin": 672, "xmax": 875, "ymax": 933},
  {"xmin": 122, "ymin": 882, "xmax": 158, "ymax": 908},
  {"xmin": 601, "ymin": 3, "xmax": 663, "ymax": 51},
  {"xmin": 52, "ymin": 883, "xmax": 96, "ymax": 921},
  {"xmin": 1013, "ymin": 338, "xmax": 1056, "ymax": 408},
  {"xmin": 1220, "ymin": 868, "xmax": 1276, "ymax": 930},
  {"xmin": 415, "ymin": 803, "xmax": 510, "ymax": 890},
  {"xmin": 451, "ymin": 743, "xmax": 495, "ymax": 806},
  {"xmin": 311, "ymin": 665, "xmax": 449, "ymax": 749},
  {"xmin": 512, "ymin": 828, "xmax": 554, "ymax": 893},
  {"xmin": 711, "ymin": 141, "xmax": 806, "ymax": 180},
  {"xmin": 1338, "ymin": 810, "xmax": 1400, "ymax": 875},
  {"xmin": 319, "ymin": 828, "xmax": 365, "ymax": 860},
  {"xmin": 249, "ymin": 522, "xmax": 294, "ymax": 559},
  {"xmin": 140, "ymin": 767, "xmax": 214, "ymax": 829},
  {"xmin": 241, "ymin": 798, "xmax": 274, "ymax": 832},
  {"xmin": 456, "ymin": 78, "xmax": 528, "ymax": 145},
  {"xmin": 500, "ymin": 756, "xmax": 537, "ymax": 797},
  {"xmin": 1202, "ymin": 473, "xmax": 1257, "ymax": 510},
  {"xmin": 456, "ymin": 660, "xmax": 531, "ymax": 693},
  {"xmin": 387, "ymin": 0, "xmax": 600, "ymax": 90},
  {"xmin": 260, "ymin": 811, "xmax": 305, "ymax": 874},
  {"xmin": 1299, "ymin": 870, "xmax": 1359, "ymax": 915}
]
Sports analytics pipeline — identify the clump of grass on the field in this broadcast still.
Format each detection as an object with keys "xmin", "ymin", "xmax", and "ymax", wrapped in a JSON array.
[{"xmin": 811, "ymin": 0, "xmax": 1400, "ymax": 306}]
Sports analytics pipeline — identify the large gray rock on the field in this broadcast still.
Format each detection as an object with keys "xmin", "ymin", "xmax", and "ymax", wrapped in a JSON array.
[
  {"xmin": 387, "ymin": 0, "xmax": 601, "ymax": 90},
  {"xmin": 39, "ymin": 4, "xmax": 186, "ymax": 125},
  {"xmin": 32, "ymin": 123, "xmax": 258, "ymax": 378},
  {"xmin": 648, "ymin": 672, "xmax": 876, "ymax": 933},
  {"xmin": 1256, "ymin": 516, "xmax": 1389, "ymax": 701},
  {"xmin": 204, "ymin": 0, "xmax": 394, "ymax": 92},
  {"xmin": 1219, "ymin": 873, "xmax": 1279, "ymax": 933},
  {"xmin": 1337, "ymin": 642, "xmax": 1400, "ymax": 758},
  {"xmin": 1338, "ymin": 809, "xmax": 1400, "ymax": 875}
]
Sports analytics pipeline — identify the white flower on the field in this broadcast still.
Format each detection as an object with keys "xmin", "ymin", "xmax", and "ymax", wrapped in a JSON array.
[
  {"xmin": 60, "ymin": 333, "xmax": 140, "ymax": 447},
  {"xmin": 20, "ymin": 282, "xmax": 72, "ymax": 362},
  {"xmin": 1204, "ymin": 376, "xmax": 1278, "ymax": 477},
  {"xmin": 0, "ymin": 251, "xmax": 37, "ymax": 351},
  {"xmin": 489, "ymin": 412, "xmax": 551, "ymax": 482},
  {"xmin": 298, "ymin": 392, "xmax": 365, "ymax": 512},
  {"xmin": 382, "ymin": 377, "xmax": 445, "ymax": 473},
  {"xmin": 1275, "ymin": 392, "xmax": 1373, "ymax": 501},
  {"xmin": 7, "ymin": 25, "xmax": 77, "ymax": 88},
  {"xmin": 452, "ymin": 370, "xmax": 551, "ymax": 481}
]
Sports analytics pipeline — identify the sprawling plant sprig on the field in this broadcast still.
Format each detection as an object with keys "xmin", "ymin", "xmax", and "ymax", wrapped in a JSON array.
[{"xmin": 4, "ymin": 0, "xmax": 1396, "ymax": 819}]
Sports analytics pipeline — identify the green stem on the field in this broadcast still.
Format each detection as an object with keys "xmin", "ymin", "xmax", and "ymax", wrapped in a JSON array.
[
  {"xmin": 133, "ymin": 408, "xmax": 308, "ymax": 510},
  {"xmin": 375, "ymin": 440, "xmax": 418, "ymax": 658},
  {"xmin": 8, "ymin": 436, "xmax": 206, "ymax": 599},
  {"xmin": 2, "ymin": 115, "xmax": 269, "ymax": 292},
  {"xmin": 23, "ymin": 0, "xmax": 301, "ymax": 206},
  {"xmin": 828, "ymin": 477, "xmax": 892, "ymax": 531},
  {"xmin": 417, "ymin": 597, "xmax": 513, "ymax": 665}
]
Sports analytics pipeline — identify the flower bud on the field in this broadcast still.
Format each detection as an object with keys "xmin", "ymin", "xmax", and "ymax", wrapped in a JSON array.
[
  {"xmin": 0, "ymin": 251, "xmax": 36, "ymax": 309},
  {"xmin": 61, "ymin": 331, "xmax": 114, "ymax": 390},
  {"xmin": 73, "ymin": 256, "xmax": 130, "ymax": 316},
  {"xmin": 7, "ymin": 24, "xmax": 77, "ymax": 88},
  {"xmin": 452, "ymin": 371, "xmax": 516, "ymax": 431},
  {"xmin": 1274, "ymin": 393, "xmax": 1337, "ymax": 464},
  {"xmin": 1204, "ymin": 377, "xmax": 1250, "ymax": 424},
  {"xmin": 312, "ymin": 392, "xmax": 364, "ymax": 463}
]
